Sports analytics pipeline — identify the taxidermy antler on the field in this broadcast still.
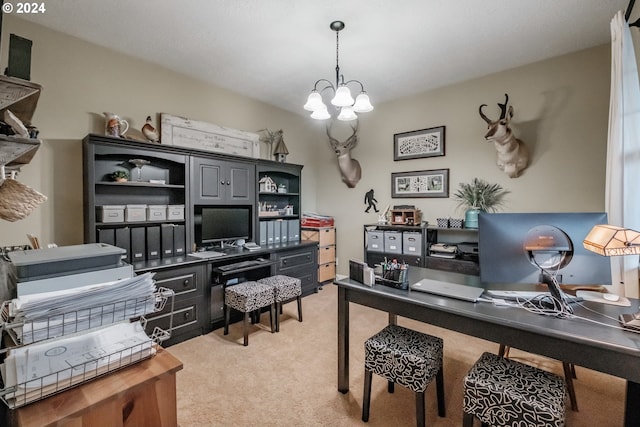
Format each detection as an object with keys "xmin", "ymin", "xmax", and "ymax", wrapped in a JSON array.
[
  {"xmin": 326, "ymin": 121, "xmax": 361, "ymax": 188},
  {"xmin": 479, "ymin": 93, "xmax": 529, "ymax": 178}
]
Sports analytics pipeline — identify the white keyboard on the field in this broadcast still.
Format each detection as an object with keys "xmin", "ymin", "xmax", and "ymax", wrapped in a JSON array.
[{"xmin": 189, "ymin": 250, "xmax": 225, "ymax": 259}]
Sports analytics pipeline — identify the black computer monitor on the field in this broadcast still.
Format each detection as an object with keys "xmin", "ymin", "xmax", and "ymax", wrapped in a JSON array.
[{"xmin": 479, "ymin": 212, "xmax": 612, "ymax": 287}]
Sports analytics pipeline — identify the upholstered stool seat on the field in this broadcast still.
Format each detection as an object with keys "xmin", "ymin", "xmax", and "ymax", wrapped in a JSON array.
[
  {"xmin": 363, "ymin": 324, "xmax": 445, "ymax": 427},
  {"xmin": 224, "ymin": 281, "xmax": 275, "ymax": 346},
  {"xmin": 257, "ymin": 275, "xmax": 302, "ymax": 332},
  {"xmin": 463, "ymin": 352, "xmax": 567, "ymax": 427}
]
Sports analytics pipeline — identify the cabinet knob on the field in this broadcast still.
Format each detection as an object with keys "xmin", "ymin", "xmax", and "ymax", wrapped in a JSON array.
[
  {"xmin": 183, "ymin": 279, "xmax": 190, "ymax": 287},
  {"xmin": 184, "ymin": 311, "xmax": 191, "ymax": 320},
  {"xmin": 226, "ymin": 180, "xmax": 231, "ymax": 185},
  {"xmin": 220, "ymin": 180, "xmax": 225, "ymax": 185},
  {"xmin": 283, "ymin": 259, "xmax": 288, "ymax": 265}
]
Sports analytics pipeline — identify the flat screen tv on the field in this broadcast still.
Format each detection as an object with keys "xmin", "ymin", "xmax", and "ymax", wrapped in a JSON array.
[
  {"xmin": 195, "ymin": 206, "xmax": 252, "ymax": 246},
  {"xmin": 479, "ymin": 212, "xmax": 611, "ymax": 287}
]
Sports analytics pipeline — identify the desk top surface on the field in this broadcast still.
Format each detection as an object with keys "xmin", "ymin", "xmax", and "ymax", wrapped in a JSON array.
[{"xmin": 335, "ymin": 267, "xmax": 640, "ymax": 382}]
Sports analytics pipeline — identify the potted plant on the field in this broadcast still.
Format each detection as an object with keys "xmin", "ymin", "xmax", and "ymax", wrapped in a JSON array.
[
  {"xmin": 111, "ymin": 170, "xmax": 129, "ymax": 183},
  {"xmin": 453, "ymin": 178, "xmax": 509, "ymax": 228}
]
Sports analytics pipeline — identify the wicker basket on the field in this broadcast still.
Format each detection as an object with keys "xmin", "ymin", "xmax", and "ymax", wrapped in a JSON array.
[{"xmin": 0, "ymin": 178, "xmax": 47, "ymax": 222}]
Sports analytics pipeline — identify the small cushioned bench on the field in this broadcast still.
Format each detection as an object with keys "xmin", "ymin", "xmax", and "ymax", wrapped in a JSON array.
[
  {"xmin": 257, "ymin": 275, "xmax": 302, "ymax": 332},
  {"xmin": 224, "ymin": 281, "xmax": 275, "ymax": 346},
  {"xmin": 463, "ymin": 352, "xmax": 567, "ymax": 427},
  {"xmin": 363, "ymin": 324, "xmax": 445, "ymax": 427}
]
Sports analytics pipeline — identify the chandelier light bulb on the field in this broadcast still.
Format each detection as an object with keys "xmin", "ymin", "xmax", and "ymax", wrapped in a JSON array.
[
  {"xmin": 353, "ymin": 92, "xmax": 374, "ymax": 113},
  {"xmin": 331, "ymin": 85, "xmax": 355, "ymax": 107},
  {"xmin": 310, "ymin": 105, "xmax": 331, "ymax": 120},
  {"xmin": 304, "ymin": 91, "xmax": 325, "ymax": 111},
  {"xmin": 337, "ymin": 106, "xmax": 357, "ymax": 121}
]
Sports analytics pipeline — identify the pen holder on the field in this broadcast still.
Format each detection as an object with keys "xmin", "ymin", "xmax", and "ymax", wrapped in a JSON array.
[{"xmin": 376, "ymin": 266, "xmax": 409, "ymax": 290}]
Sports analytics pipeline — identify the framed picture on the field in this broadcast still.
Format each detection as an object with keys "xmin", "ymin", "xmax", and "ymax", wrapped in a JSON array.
[
  {"xmin": 391, "ymin": 169, "xmax": 449, "ymax": 198},
  {"xmin": 393, "ymin": 126, "xmax": 445, "ymax": 160}
]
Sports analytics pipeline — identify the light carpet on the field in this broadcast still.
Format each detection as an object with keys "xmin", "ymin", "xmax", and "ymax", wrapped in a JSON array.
[{"xmin": 168, "ymin": 284, "xmax": 625, "ymax": 426}]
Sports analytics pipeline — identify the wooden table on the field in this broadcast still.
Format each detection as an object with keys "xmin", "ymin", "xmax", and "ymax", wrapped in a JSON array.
[
  {"xmin": 335, "ymin": 268, "xmax": 640, "ymax": 427},
  {"xmin": 7, "ymin": 348, "xmax": 183, "ymax": 427}
]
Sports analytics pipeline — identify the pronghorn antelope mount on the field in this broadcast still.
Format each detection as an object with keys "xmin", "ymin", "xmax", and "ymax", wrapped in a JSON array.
[
  {"xmin": 325, "ymin": 120, "xmax": 361, "ymax": 188},
  {"xmin": 479, "ymin": 94, "xmax": 529, "ymax": 178}
]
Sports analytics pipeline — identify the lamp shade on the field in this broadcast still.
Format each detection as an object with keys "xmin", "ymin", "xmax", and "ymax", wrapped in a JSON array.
[
  {"xmin": 337, "ymin": 106, "xmax": 357, "ymax": 121},
  {"xmin": 310, "ymin": 105, "xmax": 331, "ymax": 120},
  {"xmin": 331, "ymin": 85, "xmax": 355, "ymax": 107},
  {"xmin": 353, "ymin": 92, "xmax": 374, "ymax": 112},
  {"xmin": 304, "ymin": 91, "xmax": 325, "ymax": 111},
  {"xmin": 583, "ymin": 224, "xmax": 640, "ymax": 256}
]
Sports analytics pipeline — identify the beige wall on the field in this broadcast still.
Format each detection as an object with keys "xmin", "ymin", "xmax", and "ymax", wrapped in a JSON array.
[
  {"xmin": 315, "ymin": 46, "xmax": 611, "ymax": 275},
  {"xmin": 0, "ymin": 16, "xmax": 320, "ymax": 246},
  {"xmin": 1, "ymin": 17, "xmax": 613, "ymax": 281}
]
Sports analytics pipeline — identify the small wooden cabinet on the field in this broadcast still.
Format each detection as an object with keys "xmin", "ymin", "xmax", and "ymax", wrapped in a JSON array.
[
  {"xmin": 302, "ymin": 226, "xmax": 336, "ymax": 283},
  {"xmin": 8, "ymin": 349, "xmax": 182, "ymax": 427},
  {"xmin": 190, "ymin": 155, "xmax": 255, "ymax": 205},
  {"xmin": 275, "ymin": 244, "xmax": 319, "ymax": 295}
]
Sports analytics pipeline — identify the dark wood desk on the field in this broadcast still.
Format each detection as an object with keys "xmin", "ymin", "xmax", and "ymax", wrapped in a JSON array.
[{"xmin": 335, "ymin": 268, "xmax": 640, "ymax": 427}]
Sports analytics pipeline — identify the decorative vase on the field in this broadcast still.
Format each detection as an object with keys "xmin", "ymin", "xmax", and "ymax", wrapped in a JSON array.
[{"xmin": 464, "ymin": 208, "xmax": 483, "ymax": 229}]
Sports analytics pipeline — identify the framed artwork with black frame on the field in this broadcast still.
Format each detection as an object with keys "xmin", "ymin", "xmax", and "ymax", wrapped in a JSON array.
[
  {"xmin": 393, "ymin": 126, "xmax": 445, "ymax": 161},
  {"xmin": 391, "ymin": 169, "xmax": 449, "ymax": 198}
]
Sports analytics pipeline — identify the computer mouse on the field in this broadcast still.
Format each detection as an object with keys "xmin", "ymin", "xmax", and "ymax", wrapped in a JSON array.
[{"xmin": 603, "ymin": 293, "xmax": 620, "ymax": 302}]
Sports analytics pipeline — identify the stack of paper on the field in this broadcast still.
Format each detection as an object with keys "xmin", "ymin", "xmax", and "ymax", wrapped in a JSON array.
[
  {"xmin": 4, "ymin": 273, "xmax": 156, "ymax": 344},
  {"xmin": 0, "ymin": 322, "xmax": 154, "ymax": 408}
]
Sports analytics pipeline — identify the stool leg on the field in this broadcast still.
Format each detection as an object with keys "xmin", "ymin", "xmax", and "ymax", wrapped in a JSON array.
[
  {"xmin": 275, "ymin": 302, "xmax": 281, "ymax": 332},
  {"xmin": 362, "ymin": 369, "xmax": 372, "ymax": 422},
  {"xmin": 436, "ymin": 366, "xmax": 446, "ymax": 417},
  {"xmin": 415, "ymin": 391, "xmax": 425, "ymax": 427},
  {"xmin": 563, "ymin": 362, "xmax": 579, "ymax": 411},
  {"xmin": 297, "ymin": 295, "xmax": 303, "ymax": 322},
  {"xmin": 243, "ymin": 311, "xmax": 249, "ymax": 346},
  {"xmin": 224, "ymin": 304, "xmax": 230, "ymax": 335},
  {"xmin": 462, "ymin": 412, "xmax": 474, "ymax": 427},
  {"xmin": 269, "ymin": 303, "xmax": 276, "ymax": 333},
  {"xmin": 387, "ymin": 381, "xmax": 394, "ymax": 393}
]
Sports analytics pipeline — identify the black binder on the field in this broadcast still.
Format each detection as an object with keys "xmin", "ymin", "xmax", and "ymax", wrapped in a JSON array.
[
  {"xmin": 161, "ymin": 224, "xmax": 175, "ymax": 258},
  {"xmin": 115, "ymin": 227, "xmax": 131, "ymax": 264},
  {"xmin": 130, "ymin": 227, "xmax": 146, "ymax": 262},
  {"xmin": 146, "ymin": 226, "xmax": 161, "ymax": 260},
  {"xmin": 97, "ymin": 228, "xmax": 115, "ymax": 246},
  {"xmin": 173, "ymin": 224, "xmax": 186, "ymax": 256}
]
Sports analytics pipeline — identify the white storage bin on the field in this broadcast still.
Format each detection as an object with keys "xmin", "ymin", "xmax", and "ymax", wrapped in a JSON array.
[
  {"xmin": 402, "ymin": 231, "xmax": 422, "ymax": 255},
  {"xmin": 97, "ymin": 205, "xmax": 125, "ymax": 223},
  {"xmin": 383, "ymin": 231, "xmax": 403, "ymax": 254},
  {"xmin": 167, "ymin": 204, "xmax": 185, "ymax": 220},
  {"xmin": 367, "ymin": 230, "xmax": 384, "ymax": 253},
  {"xmin": 147, "ymin": 205, "xmax": 167, "ymax": 221},
  {"xmin": 125, "ymin": 204, "xmax": 147, "ymax": 222}
]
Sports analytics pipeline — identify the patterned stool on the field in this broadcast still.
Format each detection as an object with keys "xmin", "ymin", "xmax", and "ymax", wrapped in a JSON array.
[
  {"xmin": 363, "ymin": 324, "xmax": 445, "ymax": 427},
  {"xmin": 224, "ymin": 281, "xmax": 275, "ymax": 346},
  {"xmin": 463, "ymin": 352, "xmax": 567, "ymax": 427},
  {"xmin": 257, "ymin": 275, "xmax": 302, "ymax": 332}
]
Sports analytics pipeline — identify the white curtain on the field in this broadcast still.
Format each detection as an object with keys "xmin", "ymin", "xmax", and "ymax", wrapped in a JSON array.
[{"xmin": 607, "ymin": 11, "xmax": 640, "ymax": 297}]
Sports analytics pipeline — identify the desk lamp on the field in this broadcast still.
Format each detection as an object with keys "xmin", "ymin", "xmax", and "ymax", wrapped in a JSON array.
[
  {"xmin": 583, "ymin": 224, "xmax": 640, "ymax": 328},
  {"xmin": 523, "ymin": 225, "xmax": 575, "ymax": 313}
]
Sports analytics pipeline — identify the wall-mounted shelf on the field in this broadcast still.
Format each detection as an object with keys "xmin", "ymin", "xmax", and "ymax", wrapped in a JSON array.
[{"xmin": 0, "ymin": 136, "xmax": 40, "ymax": 169}]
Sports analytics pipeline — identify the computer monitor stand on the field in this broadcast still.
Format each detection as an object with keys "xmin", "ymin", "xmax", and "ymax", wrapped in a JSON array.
[{"xmin": 541, "ymin": 271, "xmax": 574, "ymax": 314}]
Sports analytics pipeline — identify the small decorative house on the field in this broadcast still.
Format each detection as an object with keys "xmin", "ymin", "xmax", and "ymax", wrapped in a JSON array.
[
  {"xmin": 272, "ymin": 131, "xmax": 289, "ymax": 163},
  {"xmin": 259, "ymin": 175, "xmax": 277, "ymax": 193}
]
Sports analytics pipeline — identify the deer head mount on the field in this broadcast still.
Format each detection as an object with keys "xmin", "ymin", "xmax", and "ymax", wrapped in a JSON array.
[
  {"xmin": 326, "ymin": 120, "xmax": 362, "ymax": 188},
  {"xmin": 479, "ymin": 93, "xmax": 529, "ymax": 178}
]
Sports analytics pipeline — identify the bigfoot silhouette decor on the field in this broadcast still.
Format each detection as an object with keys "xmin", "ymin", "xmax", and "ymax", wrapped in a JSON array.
[{"xmin": 364, "ymin": 189, "xmax": 379, "ymax": 213}]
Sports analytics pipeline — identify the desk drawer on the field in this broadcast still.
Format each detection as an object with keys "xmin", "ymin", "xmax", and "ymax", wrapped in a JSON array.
[
  {"xmin": 151, "ymin": 264, "xmax": 202, "ymax": 298},
  {"xmin": 278, "ymin": 248, "xmax": 316, "ymax": 271},
  {"xmin": 318, "ymin": 245, "xmax": 336, "ymax": 265}
]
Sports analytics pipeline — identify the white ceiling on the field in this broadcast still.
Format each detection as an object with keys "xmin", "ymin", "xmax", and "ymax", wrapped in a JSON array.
[{"xmin": 20, "ymin": 0, "xmax": 631, "ymax": 117}]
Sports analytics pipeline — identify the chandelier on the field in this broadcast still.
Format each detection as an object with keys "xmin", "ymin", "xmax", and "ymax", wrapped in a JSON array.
[{"xmin": 303, "ymin": 21, "xmax": 373, "ymax": 121}]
